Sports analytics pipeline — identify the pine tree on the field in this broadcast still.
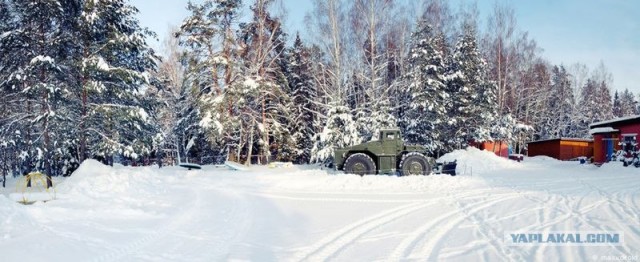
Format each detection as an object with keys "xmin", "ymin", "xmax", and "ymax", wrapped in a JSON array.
[
  {"xmin": 612, "ymin": 91, "xmax": 622, "ymax": 117},
  {"xmin": 400, "ymin": 20, "xmax": 449, "ymax": 154},
  {"xmin": 539, "ymin": 65, "xmax": 573, "ymax": 138},
  {"xmin": 76, "ymin": 0, "xmax": 159, "ymax": 164},
  {"xmin": 0, "ymin": 0, "xmax": 158, "ymax": 181},
  {"xmin": 0, "ymin": 0, "xmax": 15, "ymax": 183},
  {"xmin": 596, "ymin": 81, "xmax": 614, "ymax": 121},
  {"xmin": 310, "ymin": 102, "xmax": 360, "ymax": 164},
  {"xmin": 194, "ymin": 0, "xmax": 294, "ymax": 165},
  {"xmin": 288, "ymin": 34, "xmax": 317, "ymax": 164},
  {"xmin": 620, "ymin": 89, "xmax": 637, "ymax": 116},
  {"xmin": 445, "ymin": 22, "xmax": 496, "ymax": 150},
  {"xmin": 0, "ymin": 0, "xmax": 69, "ymax": 185},
  {"xmin": 578, "ymin": 79, "xmax": 613, "ymax": 136},
  {"xmin": 177, "ymin": 0, "xmax": 242, "ymax": 163}
]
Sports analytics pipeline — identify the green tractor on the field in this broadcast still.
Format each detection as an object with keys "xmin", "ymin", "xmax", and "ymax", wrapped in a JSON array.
[{"xmin": 334, "ymin": 129, "xmax": 440, "ymax": 176}]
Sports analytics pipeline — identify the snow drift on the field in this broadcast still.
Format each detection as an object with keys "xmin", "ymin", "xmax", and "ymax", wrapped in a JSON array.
[
  {"xmin": 1, "ymin": 148, "xmax": 639, "ymax": 261},
  {"xmin": 438, "ymin": 147, "xmax": 519, "ymax": 175},
  {"xmin": 56, "ymin": 160, "xmax": 173, "ymax": 200}
]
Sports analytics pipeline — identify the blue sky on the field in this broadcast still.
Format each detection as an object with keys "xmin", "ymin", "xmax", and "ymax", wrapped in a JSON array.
[{"xmin": 131, "ymin": 0, "xmax": 639, "ymax": 92}]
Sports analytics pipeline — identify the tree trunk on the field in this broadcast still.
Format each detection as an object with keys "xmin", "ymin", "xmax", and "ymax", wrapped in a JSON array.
[
  {"xmin": 245, "ymin": 127, "xmax": 254, "ymax": 165},
  {"xmin": 79, "ymin": 75, "xmax": 87, "ymax": 162}
]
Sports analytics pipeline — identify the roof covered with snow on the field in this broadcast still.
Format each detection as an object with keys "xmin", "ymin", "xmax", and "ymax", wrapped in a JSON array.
[
  {"xmin": 589, "ymin": 127, "xmax": 619, "ymax": 135},
  {"xmin": 527, "ymin": 137, "xmax": 594, "ymax": 144},
  {"xmin": 590, "ymin": 115, "xmax": 640, "ymax": 128}
]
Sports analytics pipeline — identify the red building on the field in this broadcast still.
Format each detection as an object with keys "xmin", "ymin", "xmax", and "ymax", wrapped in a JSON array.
[
  {"xmin": 527, "ymin": 138, "xmax": 593, "ymax": 160},
  {"xmin": 589, "ymin": 115, "xmax": 640, "ymax": 164},
  {"xmin": 470, "ymin": 141, "xmax": 510, "ymax": 157}
]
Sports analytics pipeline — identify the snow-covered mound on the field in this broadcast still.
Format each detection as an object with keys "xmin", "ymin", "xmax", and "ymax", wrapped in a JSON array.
[
  {"xmin": 438, "ymin": 147, "xmax": 519, "ymax": 175},
  {"xmin": 56, "ymin": 160, "xmax": 171, "ymax": 199}
]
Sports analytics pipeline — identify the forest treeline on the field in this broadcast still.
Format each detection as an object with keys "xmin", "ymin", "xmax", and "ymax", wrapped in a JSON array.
[{"xmin": 0, "ymin": 0, "xmax": 635, "ymax": 181}]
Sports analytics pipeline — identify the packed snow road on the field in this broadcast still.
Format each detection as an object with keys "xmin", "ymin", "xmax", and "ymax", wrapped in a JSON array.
[{"xmin": 1, "ymin": 148, "xmax": 639, "ymax": 261}]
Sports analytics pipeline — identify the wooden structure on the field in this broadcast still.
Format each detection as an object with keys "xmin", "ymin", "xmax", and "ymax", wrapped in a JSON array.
[
  {"xmin": 590, "ymin": 115, "xmax": 640, "ymax": 164},
  {"xmin": 470, "ymin": 141, "xmax": 510, "ymax": 157},
  {"xmin": 527, "ymin": 138, "xmax": 593, "ymax": 160}
]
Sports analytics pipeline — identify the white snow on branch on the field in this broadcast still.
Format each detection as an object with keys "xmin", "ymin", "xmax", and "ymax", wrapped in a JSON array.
[{"xmin": 30, "ymin": 56, "xmax": 54, "ymax": 65}]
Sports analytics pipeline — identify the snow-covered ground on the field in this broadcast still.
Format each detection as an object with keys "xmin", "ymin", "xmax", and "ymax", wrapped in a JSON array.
[{"xmin": 1, "ymin": 148, "xmax": 639, "ymax": 261}]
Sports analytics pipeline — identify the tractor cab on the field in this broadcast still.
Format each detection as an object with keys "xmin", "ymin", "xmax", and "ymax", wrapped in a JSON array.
[{"xmin": 379, "ymin": 129, "xmax": 401, "ymax": 141}]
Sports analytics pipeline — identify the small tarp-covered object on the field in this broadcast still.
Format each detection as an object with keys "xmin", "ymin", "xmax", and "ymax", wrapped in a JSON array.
[
  {"xmin": 178, "ymin": 163, "xmax": 202, "ymax": 170},
  {"xmin": 10, "ymin": 172, "xmax": 56, "ymax": 204}
]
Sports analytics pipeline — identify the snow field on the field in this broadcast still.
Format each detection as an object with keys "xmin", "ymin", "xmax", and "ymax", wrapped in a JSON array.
[{"xmin": 0, "ymin": 148, "xmax": 639, "ymax": 261}]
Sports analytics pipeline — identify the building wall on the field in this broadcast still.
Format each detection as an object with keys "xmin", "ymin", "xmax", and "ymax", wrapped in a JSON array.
[
  {"xmin": 474, "ymin": 141, "xmax": 509, "ymax": 157},
  {"xmin": 558, "ymin": 140, "xmax": 593, "ymax": 160},
  {"xmin": 528, "ymin": 140, "xmax": 561, "ymax": 159},
  {"xmin": 593, "ymin": 133, "xmax": 616, "ymax": 164},
  {"xmin": 528, "ymin": 139, "xmax": 593, "ymax": 160},
  {"xmin": 488, "ymin": 141, "xmax": 509, "ymax": 157},
  {"xmin": 617, "ymin": 124, "xmax": 640, "ymax": 137},
  {"xmin": 593, "ymin": 123, "xmax": 640, "ymax": 164}
]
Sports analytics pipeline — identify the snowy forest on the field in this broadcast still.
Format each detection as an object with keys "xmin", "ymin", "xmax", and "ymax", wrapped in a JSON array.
[{"xmin": 0, "ymin": 0, "xmax": 637, "ymax": 181}]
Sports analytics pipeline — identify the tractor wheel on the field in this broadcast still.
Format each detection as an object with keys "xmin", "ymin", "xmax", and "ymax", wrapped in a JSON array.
[
  {"xmin": 400, "ymin": 152, "xmax": 431, "ymax": 176},
  {"xmin": 344, "ymin": 153, "xmax": 376, "ymax": 176}
]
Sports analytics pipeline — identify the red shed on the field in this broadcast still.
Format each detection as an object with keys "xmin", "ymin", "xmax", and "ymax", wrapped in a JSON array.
[
  {"xmin": 590, "ymin": 115, "xmax": 640, "ymax": 164},
  {"xmin": 527, "ymin": 138, "xmax": 593, "ymax": 160},
  {"xmin": 470, "ymin": 140, "xmax": 510, "ymax": 157}
]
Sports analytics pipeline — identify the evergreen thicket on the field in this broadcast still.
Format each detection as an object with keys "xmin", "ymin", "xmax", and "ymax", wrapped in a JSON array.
[{"xmin": 0, "ymin": 0, "xmax": 633, "ymax": 180}]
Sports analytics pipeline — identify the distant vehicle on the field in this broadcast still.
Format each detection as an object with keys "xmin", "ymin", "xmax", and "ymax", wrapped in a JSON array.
[{"xmin": 334, "ymin": 129, "xmax": 449, "ymax": 176}]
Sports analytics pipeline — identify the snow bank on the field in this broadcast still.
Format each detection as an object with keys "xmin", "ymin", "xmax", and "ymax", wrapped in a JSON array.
[
  {"xmin": 56, "ymin": 160, "xmax": 170, "ymax": 200},
  {"xmin": 438, "ymin": 147, "xmax": 519, "ymax": 176}
]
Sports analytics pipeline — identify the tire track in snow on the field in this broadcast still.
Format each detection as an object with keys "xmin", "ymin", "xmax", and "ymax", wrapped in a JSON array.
[
  {"xmin": 442, "ymin": 176, "xmax": 551, "ymax": 261},
  {"xmin": 486, "ymin": 174, "xmax": 610, "ymax": 259},
  {"xmin": 387, "ymin": 193, "xmax": 524, "ymax": 261},
  {"xmin": 292, "ymin": 201, "xmax": 437, "ymax": 262},
  {"xmin": 573, "ymin": 177, "xmax": 638, "ymax": 255},
  {"xmin": 578, "ymin": 178, "xmax": 640, "ymax": 222},
  {"xmin": 483, "ymin": 175, "xmax": 596, "ymax": 232},
  {"xmin": 283, "ymin": 187, "xmax": 516, "ymax": 262},
  {"xmin": 287, "ymin": 189, "xmax": 499, "ymax": 262},
  {"xmin": 505, "ymin": 175, "xmax": 634, "ymax": 258},
  {"xmin": 387, "ymin": 174, "xmax": 554, "ymax": 261}
]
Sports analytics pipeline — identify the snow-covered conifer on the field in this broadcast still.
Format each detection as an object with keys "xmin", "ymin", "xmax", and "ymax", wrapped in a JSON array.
[
  {"xmin": 288, "ymin": 34, "xmax": 317, "ymax": 164},
  {"xmin": 445, "ymin": 22, "xmax": 496, "ymax": 150},
  {"xmin": 400, "ymin": 20, "xmax": 449, "ymax": 154},
  {"xmin": 310, "ymin": 102, "xmax": 361, "ymax": 164}
]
